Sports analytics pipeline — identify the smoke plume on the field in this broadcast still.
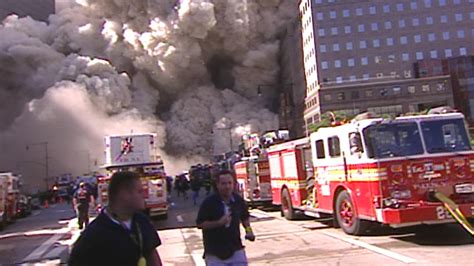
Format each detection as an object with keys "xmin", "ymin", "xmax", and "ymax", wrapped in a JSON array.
[{"xmin": 0, "ymin": 0, "xmax": 296, "ymax": 190}]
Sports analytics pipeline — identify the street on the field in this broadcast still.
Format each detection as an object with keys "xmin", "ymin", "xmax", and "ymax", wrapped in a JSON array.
[{"xmin": 0, "ymin": 191, "xmax": 472, "ymax": 265}]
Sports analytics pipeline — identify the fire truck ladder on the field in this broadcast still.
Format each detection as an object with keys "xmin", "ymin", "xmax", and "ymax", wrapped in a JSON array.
[{"xmin": 433, "ymin": 192, "xmax": 474, "ymax": 236}]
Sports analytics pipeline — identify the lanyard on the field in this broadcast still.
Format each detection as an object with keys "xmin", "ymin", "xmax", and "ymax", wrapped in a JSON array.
[{"xmin": 106, "ymin": 209, "xmax": 146, "ymax": 266}]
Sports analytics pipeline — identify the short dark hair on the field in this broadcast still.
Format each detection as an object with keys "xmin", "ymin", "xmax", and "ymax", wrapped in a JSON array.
[
  {"xmin": 215, "ymin": 170, "xmax": 235, "ymax": 184},
  {"xmin": 108, "ymin": 171, "xmax": 140, "ymax": 204}
]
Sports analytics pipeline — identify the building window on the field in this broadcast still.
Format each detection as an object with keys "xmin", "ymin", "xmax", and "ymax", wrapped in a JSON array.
[
  {"xmin": 358, "ymin": 24, "xmax": 365, "ymax": 32},
  {"xmin": 414, "ymin": 35, "xmax": 422, "ymax": 43},
  {"xmin": 366, "ymin": 89, "xmax": 373, "ymax": 96},
  {"xmin": 346, "ymin": 42, "xmax": 353, "ymax": 50},
  {"xmin": 416, "ymin": 52, "xmax": 424, "ymax": 60},
  {"xmin": 402, "ymin": 53, "xmax": 410, "ymax": 61},
  {"xmin": 322, "ymin": 61, "xmax": 329, "ymax": 69},
  {"xmin": 393, "ymin": 86, "xmax": 401, "ymax": 95},
  {"xmin": 337, "ymin": 92, "xmax": 345, "ymax": 100},
  {"xmin": 371, "ymin": 23, "xmax": 378, "ymax": 31},
  {"xmin": 343, "ymin": 9, "xmax": 350, "ymax": 17},
  {"xmin": 380, "ymin": 88, "xmax": 388, "ymax": 96},
  {"xmin": 442, "ymin": 31, "xmax": 450, "ymax": 40},
  {"xmin": 320, "ymin": 45, "xmax": 327, "ymax": 53},
  {"xmin": 471, "ymin": 12, "xmax": 474, "ymax": 20},
  {"xmin": 437, "ymin": 82, "xmax": 446, "ymax": 91},
  {"xmin": 445, "ymin": 48, "xmax": 453, "ymax": 57},
  {"xmin": 426, "ymin": 17, "xmax": 434, "ymax": 25},
  {"xmin": 318, "ymin": 29, "xmax": 325, "ymax": 37},
  {"xmin": 386, "ymin": 38, "xmax": 394, "ymax": 46},
  {"xmin": 422, "ymin": 84, "xmax": 430, "ymax": 92},
  {"xmin": 457, "ymin": 30, "xmax": 465, "ymax": 38},
  {"xmin": 375, "ymin": 56, "xmax": 382, "ymax": 63},
  {"xmin": 438, "ymin": 0, "xmax": 446, "ymax": 6},
  {"xmin": 428, "ymin": 33, "xmax": 436, "ymax": 41},
  {"xmin": 356, "ymin": 8, "xmax": 363, "ymax": 16},
  {"xmin": 333, "ymin": 43, "xmax": 340, "ymax": 51},
  {"xmin": 460, "ymin": 47, "xmax": 467, "ymax": 56},
  {"xmin": 369, "ymin": 6, "xmax": 376, "ymax": 14},
  {"xmin": 388, "ymin": 55, "xmax": 396, "ymax": 63},
  {"xmin": 330, "ymin": 11, "xmax": 336, "ymax": 19},
  {"xmin": 411, "ymin": 2, "xmax": 418, "ymax": 10},
  {"xmin": 317, "ymin": 12, "xmax": 324, "ymax": 21},
  {"xmin": 454, "ymin": 0, "xmax": 461, "ymax": 4},
  {"xmin": 455, "ymin": 14, "xmax": 463, "ymax": 22},
  {"xmin": 359, "ymin": 40, "xmax": 367, "ymax": 49},
  {"xmin": 349, "ymin": 75, "xmax": 356, "ymax": 81},
  {"xmin": 383, "ymin": 4, "xmax": 390, "ymax": 13},
  {"xmin": 336, "ymin": 77, "xmax": 343, "ymax": 83},
  {"xmin": 335, "ymin": 60, "xmax": 342, "ymax": 68},
  {"xmin": 363, "ymin": 74, "xmax": 370, "ymax": 80},
  {"xmin": 331, "ymin": 27, "xmax": 338, "ymax": 35},
  {"xmin": 412, "ymin": 18, "xmax": 420, "ymax": 26},
  {"xmin": 344, "ymin": 26, "xmax": 351, "ymax": 34},
  {"xmin": 425, "ymin": 0, "xmax": 432, "ymax": 8},
  {"xmin": 430, "ymin": 50, "xmax": 438, "ymax": 58},
  {"xmin": 385, "ymin": 21, "xmax": 392, "ymax": 29},
  {"xmin": 399, "ymin": 19, "xmax": 406, "ymax": 28},
  {"xmin": 441, "ymin": 15, "xmax": 448, "ymax": 23},
  {"xmin": 373, "ymin": 39, "xmax": 380, "ymax": 48},
  {"xmin": 348, "ymin": 58, "xmax": 355, "ymax": 67},
  {"xmin": 408, "ymin": 86, "xmax": 416, "ymax": 94},
  {"xmin": 396, "ymin": 3, "xmax": 404, "ymax": 11},
  {"xmin": 361, "ymin": 57, "xmax": 368, "ymax": 65},
  {"xmin": 400, "ymin": 36, "xmax": 408, "ymax": 44}
]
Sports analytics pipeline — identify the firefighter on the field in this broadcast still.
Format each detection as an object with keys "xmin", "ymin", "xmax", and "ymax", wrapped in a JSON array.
[{"xmin": 73, "ymin": 182, "xmax": 95, "ymax": 230}]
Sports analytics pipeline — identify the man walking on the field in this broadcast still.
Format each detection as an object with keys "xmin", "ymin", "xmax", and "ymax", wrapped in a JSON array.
[
  {"xmin": 190, "ymin": 176, "xmax": 201, "ymax": 206},
  {"xmin": 196, "ymin": 170, "xmax": 255, "ymax": 266},
  {"xmin": 69, "ymin": 171, "xmax": 162, "ymax": 266},
  {"xmin": 73, "ymin": 182, "xmax": 94, "ymax": 229}
]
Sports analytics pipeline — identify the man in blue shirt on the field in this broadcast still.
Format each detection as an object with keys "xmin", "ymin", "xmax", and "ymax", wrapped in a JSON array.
[
  {"xmin": 69, "ymin": 171, "xmax": 162, "ymax": 266},
  {"xmin": 196, "ymin": 170, "xmax": 255, "ymax": 266}
]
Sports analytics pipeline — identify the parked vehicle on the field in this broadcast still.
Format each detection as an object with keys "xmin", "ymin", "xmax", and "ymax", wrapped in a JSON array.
[{"xmin": 17, "ymin": 195, "xmax": 32, "ymax": 218}]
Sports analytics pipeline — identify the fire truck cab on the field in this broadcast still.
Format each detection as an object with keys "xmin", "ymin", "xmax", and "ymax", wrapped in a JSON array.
[{"xmin": 270, "ymin": 111, "xmax": 474, "ymax": 235}]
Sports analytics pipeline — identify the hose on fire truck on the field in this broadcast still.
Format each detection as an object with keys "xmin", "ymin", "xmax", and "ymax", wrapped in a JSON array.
[{"xmin": 433, "ymin": 191, "xmax": 474, "ymax": 236}]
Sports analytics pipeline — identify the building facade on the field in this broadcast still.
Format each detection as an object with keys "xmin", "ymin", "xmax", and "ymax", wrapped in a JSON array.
[
  {"xmin": 279, "ymin": 18, "xmax": 307, "ymax": 138},
  {"xmin": 0, "ymin": 0, "xmax": 55, "ymax": 22},
  {"xmin": 299, "ymin": 0, "xmax": 474, "ymax": 134}
]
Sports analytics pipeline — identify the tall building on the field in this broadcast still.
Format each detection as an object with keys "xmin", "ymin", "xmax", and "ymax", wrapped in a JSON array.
[
  {"xmin": 300, "ymin": 0, "xmax": 473, "ymax": 134},
  {"xmin": 0, "ymin": 0, "xmax": 55, "ymax": 22},
  {"xmin": 279, "ymin": 18, "xmax": 307, "ymax": 138}
]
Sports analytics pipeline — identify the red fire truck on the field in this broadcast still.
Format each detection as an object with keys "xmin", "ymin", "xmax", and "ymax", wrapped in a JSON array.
[
  {"xmin": 234, "ymin": 130, "xmax": 289, "ymax": 206},
  {"xmin": 235, "ymin": 156, "xmax": 272, "ymax": 206},
  {"xmin": 97, "ymin": 133, "xmax": 168, "ymax": 218},
  {"xmin": 269, "ymin": 110, "xmax": 474, "ymax": 235},
  {"xmin": 0, "ymin": 173, "xmax": 20, "ymax": 224}
]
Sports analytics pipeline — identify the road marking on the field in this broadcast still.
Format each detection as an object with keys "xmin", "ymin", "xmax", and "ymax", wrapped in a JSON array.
[
  {"xmin": 23, "ymin": 233, "xmax": 64, "ymax": 262},
  {"xmin": 323, "ymin": 232, "xmax": 417, "ymax": 264},
  {"xmin": 177, "ymin": 215, "xmax": 184, "ymax": 223}
]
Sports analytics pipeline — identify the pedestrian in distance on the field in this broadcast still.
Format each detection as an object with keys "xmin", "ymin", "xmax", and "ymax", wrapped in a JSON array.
[
  {"xmin": 196, "ymin": 170, "xmax": 255, "ymax": 266},
  {"xmin": 190, "ymin": 176, "xmax": 201, "ymax": 206},
  {"xmin": 73, "ymin": 182, "xmax": 95, "ymax": 230},
  {"xmin": 69, "ymin": 171, "xmax": 162, "ymax": 266}
]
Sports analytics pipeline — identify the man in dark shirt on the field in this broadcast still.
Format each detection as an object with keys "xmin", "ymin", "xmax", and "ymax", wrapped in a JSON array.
[
  {"xmin": 69, "ymin": 171, "xmax": 162, "ymax": 266},
  {"xmin": 73, "ymin": 182, "xmax": 94, "ymax": 229},
  {"xmin": 196, "ymin": 170, "xmax": 255, "ymax": 265}
]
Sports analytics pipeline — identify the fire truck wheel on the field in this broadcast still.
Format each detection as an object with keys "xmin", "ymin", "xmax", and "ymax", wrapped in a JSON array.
[
  {"xmin": 335, "ymin": 191, "xmax": 368, "ymax": 235},
  {"xmin": 281, "ymin": 188, "xmax": 295, "ymax": 220}
]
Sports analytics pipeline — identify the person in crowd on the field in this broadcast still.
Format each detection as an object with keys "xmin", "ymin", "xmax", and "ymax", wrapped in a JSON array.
[{"xmin": 73, "ymin": 182, "xmax": 95, "ymax": 230}]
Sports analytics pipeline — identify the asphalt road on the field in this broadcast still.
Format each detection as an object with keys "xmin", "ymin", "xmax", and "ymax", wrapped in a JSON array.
[
  {"xmin": 0, "ymin": 203, "xmax": 77, "ymax": 265},
  {"xmin": 1, "ymin": 190, "xmax": 472, "ymax": 266}
]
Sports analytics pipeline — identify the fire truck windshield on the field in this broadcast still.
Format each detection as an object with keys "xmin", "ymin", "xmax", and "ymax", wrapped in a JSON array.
[
  {"xmin": 421, "ymin": 118, "xmax": 471, "ymax": 153},
  {"xmin": 363, "ymin": 122, "xmax": 424, "ymax": 159}
]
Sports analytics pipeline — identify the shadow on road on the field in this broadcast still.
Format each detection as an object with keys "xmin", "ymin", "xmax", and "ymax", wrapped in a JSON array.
[{"xmin": 391, "ymin": 224, "xmax": 474, "ymax": 246}]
